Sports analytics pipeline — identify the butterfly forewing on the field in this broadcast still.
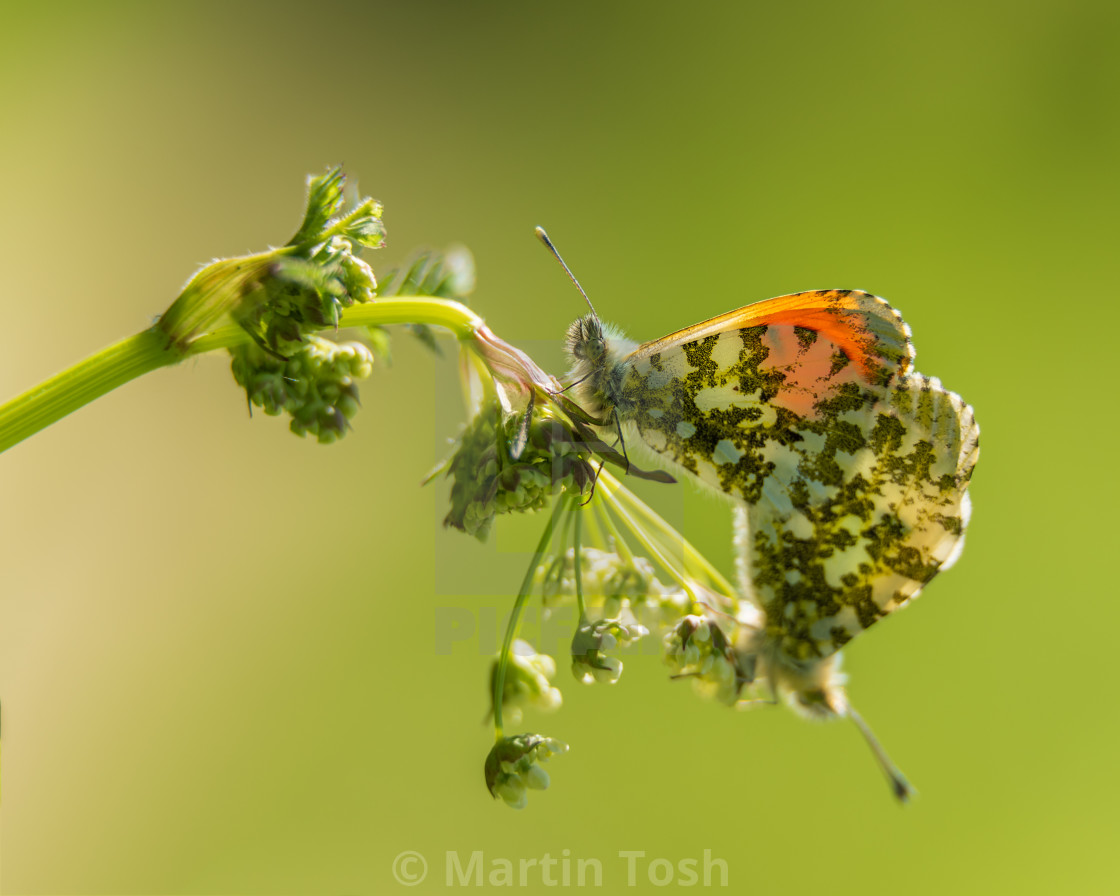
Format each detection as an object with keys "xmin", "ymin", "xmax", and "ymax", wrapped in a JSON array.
[
  {"xmin": 625, "ymin": 289, "xmax": 914, "ymax": 385},
  {"xmin": 616, "ymin": 290, "xmax": 913, "ymax": 505}
]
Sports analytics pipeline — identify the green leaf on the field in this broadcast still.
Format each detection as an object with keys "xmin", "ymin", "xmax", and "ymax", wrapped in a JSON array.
[
  {"xmin": 407, "ymin": 323, "xmax": 442, "ymax": 357},
  {"xmin": 378, "ymin": 246, "xmax": 475, "ymax": 300},
  {"xmin": 272, "ymin": 256, "xmax": 346, "ymax": 298},
  {"xmin": 289, "ymin": 166, "xmax": 346, "ymax": 247},
  {"xmin": 339, "ymin": 199, "xmax": 386, "ymax": 249},
  {"xmin": 366, "ymin": 325, "xmax": 393, "ymax": 363}
]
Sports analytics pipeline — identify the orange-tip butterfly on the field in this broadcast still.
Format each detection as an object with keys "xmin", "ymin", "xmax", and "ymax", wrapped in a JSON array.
[{"xmin": 538, "ymin": 227, "xmax": 979, "ymax": 799}]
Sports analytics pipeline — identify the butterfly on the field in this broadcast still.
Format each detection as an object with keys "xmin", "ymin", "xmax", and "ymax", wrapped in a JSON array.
[{"xmin": 538, "ymin": 228, "xmax": 979, "ymax": 799}]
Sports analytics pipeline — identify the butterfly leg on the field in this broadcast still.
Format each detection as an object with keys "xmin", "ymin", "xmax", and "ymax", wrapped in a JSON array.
[
  {"xmin": 611, "ymin": 409, "xmax": 630, "ymax": 473},
  {"xmin": 580, "ymin": 459, "xmax": 607, "ymax": 506},
  {"xmin": 555, "ymin": 371, "xmax": 593, "ymax": 394}
]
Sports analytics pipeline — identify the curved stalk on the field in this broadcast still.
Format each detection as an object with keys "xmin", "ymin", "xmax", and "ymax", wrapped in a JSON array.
[
  {"xmin": 0, "ymin": 297, "xmax": 483, "ymax": 454},
  {"xmin": 492, "ymin": 496, "xmax": 568, "ymax": 738}
]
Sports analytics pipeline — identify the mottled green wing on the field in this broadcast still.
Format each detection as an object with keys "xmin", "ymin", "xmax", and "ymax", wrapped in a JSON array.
[
  {"xmin": 743, "ymin": 375, "xmax": 978, "ymax": 661},
  {"xmin": 618, "ymin": 290, "xmax": 915, "ymax": 506},
  {"xmin": 616, "ymin": 290, "xmax": 977, "ymax": 658}
]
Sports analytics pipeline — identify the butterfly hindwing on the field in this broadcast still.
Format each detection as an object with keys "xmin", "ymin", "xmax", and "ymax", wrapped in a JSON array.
[{"xmin": 745, "ymin": 374, "xmax": 978, "ymax": 660}]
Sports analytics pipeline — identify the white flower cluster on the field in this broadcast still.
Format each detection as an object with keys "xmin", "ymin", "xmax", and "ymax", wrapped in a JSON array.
[
  {"xmin": 495, "ymin": 640, "xmax": 562, "ymax": 725},
  {"xmin": 570, "ymin": 618, "xmax": 649, "ymax": 685},
  {"xmin": 663, "ymin": 615, "xmax": 743, "ymax": 706},
  {"xmin": 537, "ymin": 547, "xmax": 690, "ymax": 630},
  {"xmin": 485, "ymin": 734, "xmax": 569, "ymax": 810}
]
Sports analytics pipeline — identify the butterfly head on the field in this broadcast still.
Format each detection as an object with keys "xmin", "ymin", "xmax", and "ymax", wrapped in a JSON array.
[
  {"xmin": 563, "ymin": 313, "xmax": 637, "ymax": 422},
  {"xmin": 565, "ymin": 313, "xmax": 606, "ymax": 363}
]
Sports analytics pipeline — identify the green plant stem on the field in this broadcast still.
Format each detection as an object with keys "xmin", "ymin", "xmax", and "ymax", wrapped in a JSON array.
[
  {"xmin": 573, "ymin": 506, "xmax": 586, "ymax": 621},
  {"xmin": 492, "ymin": 496, "xmax": 568, "ymax": 739},
  {"xmin": 0, "ymin": 298, "xmax": 484, "ymax": 454},
  {"xmin": 0, "ymin": 329, "xmax": 171, "ymax": 453},
  {"xmin": 595, "ymin": 474, "xmax": 705, "ymax": 605},
  {"xmin": 610, "ymin": 475, "xmax": 737, "ymax": 596},
  {"xmin": 337, "ymin": 298, "xmax": 485, "ymax": 334}
]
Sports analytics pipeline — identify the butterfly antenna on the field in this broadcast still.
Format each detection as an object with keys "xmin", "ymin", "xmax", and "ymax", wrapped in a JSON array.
[
  {"xmin": 845, "ymin": 702, "xmax": 914, "ymax": 803},
  {"xmin": 535, "ymin": 226, "xmax": 600, "ymax": 321}
]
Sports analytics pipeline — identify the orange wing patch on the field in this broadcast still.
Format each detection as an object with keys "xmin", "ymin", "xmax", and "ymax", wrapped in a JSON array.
[{"xmin": 627, "ymin": 290, "xmax": 914, "ymax": 386}]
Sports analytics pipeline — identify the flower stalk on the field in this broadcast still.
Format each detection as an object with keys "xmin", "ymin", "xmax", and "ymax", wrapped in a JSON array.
[
  {"xmin": 491, "ymin": 496, "xmax": 570, "ymax": 737},
  {"xmin": 0, "ymin": 297, "xmax": 485, "ymax": 454}
]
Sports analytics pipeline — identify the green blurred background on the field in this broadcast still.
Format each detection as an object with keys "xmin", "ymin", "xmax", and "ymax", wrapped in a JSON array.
[{"xmin": 1, "ymin": 1, "xmax": 1117, "ymax": 892}]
